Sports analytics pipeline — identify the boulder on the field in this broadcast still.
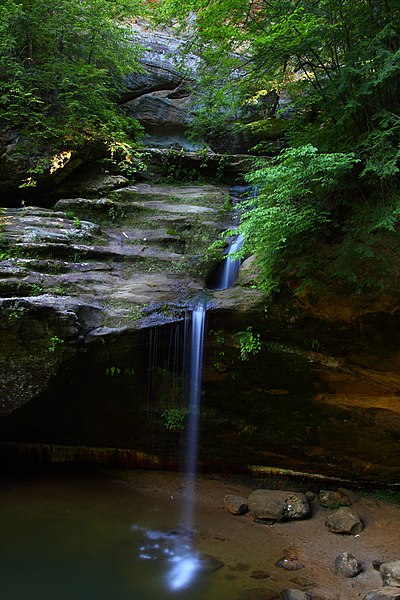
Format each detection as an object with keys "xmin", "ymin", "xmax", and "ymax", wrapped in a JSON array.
[
  {"xmin": 380, "ymin": 561, "xmax": 400, "ymax": 587},
  {"xmin": 319, "ymin": 489, "xmax": 351, "ymax": 508},
  {"xmin": 334, "ymin": 552, "xmax": 361, "ymax": 577},
  {"xmin": 363, "ymin": 589, "xmax": 400, "ymax": 599},
  {"xmin": 224, "ymin": 494, "xmax": 248, "ymax": 515},
  {"xmin": 248, "ymin": 490, "xmax": 310, "ymax": 522},
  {"xmin": 325, "ymin": 507, "xmax": 363, "ymax": 534}
]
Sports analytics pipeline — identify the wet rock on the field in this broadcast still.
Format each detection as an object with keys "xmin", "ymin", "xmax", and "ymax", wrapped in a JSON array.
[
  {"xmin": 275, "ymin": 547, "xmax": 305, "ymax": 571},
  {"xmin": 54, "ymin": 197, "xmax": 116, "ymax": 213},
  {"xmin": 380, "ymin": 561, "xmax": 400, "ymax": 587},
  {"xmin": 250, "ymin": 570, "xmax": 271, "ymax": 580},
  {"xmin": 338, "ymin": 487, "xmax": 358, "ymax": 504},
  {"xmin": 248, "ymin": 490, "xmax": 310, "ymax": 522},
  {"xmin": 363, "ymin": 588, "xmax": 400, "ymax": 599},
  {"xmin": 289, "ymin": 577, "xmax": 314, "ymax": 588},
  {"xmin": 334, "ymin": 552, "xmax": 361, "ymax": 577},
  {"xmin": 229, "ymin": 562, "xmax": 251, "ymax": 572},
  {"xmin": 275, "ymin": 559, "xmax": 305, "ymax": 572},
  {"xmin": 224, "ymin": 494, "xmax": 248, "ymax": 515},
  {"xmin": 198, "ymin": 554, "xmax": 224, "ymax": 573},
  {"xmin": 325, "ymin": 507, "xmax": 363, "ymax": 534},
  {"xmin": 319, "ymin": 489, "xmax": 351, "ymax": 508},
  {"xmin": 280, "ymin": 590, "xmax": 313, "ymax": 600}
]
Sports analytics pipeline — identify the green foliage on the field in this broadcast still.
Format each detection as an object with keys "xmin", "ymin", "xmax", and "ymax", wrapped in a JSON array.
[
  {"xmin": 234, "ymin": 326, "xmax": 262, "ymax": 361},
  {"xmin": 108, "ymin": 205, "xmax": 127, "ymax": 222},
  {"xmin": 105, "ymin": 366, "xmax": 135, "ymax": 377},
  {"xmin": 29, "ymin": 283, "xmax": 44, "ymax": 296},
  {"xmin": 47, "ymin": 335, "xmax": 64, "ymax": 352},
  {"xmin": 0, "ymin": 0, "xmax": 144, "ymax": 179},
  {"xmin": 161, "ymin": 407, "xmax": 186, "ymax": 431},
  {"xmin": 7, "ymin": 308, "xmax": 26, "ymax": 320},
  {"xmin": 239, "ymin": 145, "xmax": 358, "ymax": 293},
  {"xmin": 159, "ymin": 0, "xmax": 400, "ymax": 296},
  {"xmin": 371, "ymin": 489, "xmax": 400, "ymax": 504},
  {"xmin": 209, "ymin": 328, "xmax": 226, "ymax": 371}
]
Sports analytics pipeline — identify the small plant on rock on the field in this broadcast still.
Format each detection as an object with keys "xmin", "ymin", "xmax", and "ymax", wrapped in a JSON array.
[
  {"xmin": 234, "ymin": 326, "xmax": 262, "ymax": 361},
  {"xmin": 161, "ymin": 407, "xmax": 186, "ymax": 431},
  {"xmin": 48, "ymin": 336, "xmax": 65, "ymax": 352}
]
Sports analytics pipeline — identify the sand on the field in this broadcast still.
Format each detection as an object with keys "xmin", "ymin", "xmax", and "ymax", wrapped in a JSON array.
[{"xmin": 123, "ymin": 470, "xmax": 400, "ymax": 600}]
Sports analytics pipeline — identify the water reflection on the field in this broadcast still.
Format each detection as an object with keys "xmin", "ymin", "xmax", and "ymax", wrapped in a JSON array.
[
  {"xmin": 167, "ymin": 554, "xmax": 200, "ymax": 591},
  {"xmin": 133, "ymin": 525, "xmax": 200, "ymax": 591}
]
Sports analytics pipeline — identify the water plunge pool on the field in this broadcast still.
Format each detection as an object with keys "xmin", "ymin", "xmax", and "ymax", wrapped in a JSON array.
[{"xmin": 0, "ymin": 466, "xmax": 261, "ymax": 600}]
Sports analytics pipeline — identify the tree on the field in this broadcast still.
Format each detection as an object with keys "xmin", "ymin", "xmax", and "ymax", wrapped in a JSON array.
[
  {"xmin": 159, "ymin": 0, "xmax": 400, "ymax": 294},
  {"xmin": 239, "ymin": 145, "xmax": 359, "ymax": 294},
  {"xmin": 0, "ymin": 0, "xmax": 143, "ymax": 176}
]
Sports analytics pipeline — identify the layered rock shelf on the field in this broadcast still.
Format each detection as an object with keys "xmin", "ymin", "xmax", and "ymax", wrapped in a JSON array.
[{"xmin": 1, "ymin": 179, "xmax": 400, "ymax": 483}]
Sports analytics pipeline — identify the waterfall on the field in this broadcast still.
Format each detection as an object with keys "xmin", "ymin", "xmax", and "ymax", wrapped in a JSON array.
[
  {"xmin": 207, "ymin": 233, "xmax": 244, "ymax": 291},
  {"xmin": 181, "ymin": 304, "xmax": 205, "ymax": 533},
  {"xmin": 166, "ymin": 304, "xmax": 205, "ymax": 592},
  {"xmin": 139, "ymin": 188, "xmax": 248, "ymax": 591}
]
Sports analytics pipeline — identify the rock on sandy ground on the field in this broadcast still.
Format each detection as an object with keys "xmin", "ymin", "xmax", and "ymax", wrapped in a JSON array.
[{"xmin": 122, "ymin": 470, "xmax": 400, "ymax": 600}]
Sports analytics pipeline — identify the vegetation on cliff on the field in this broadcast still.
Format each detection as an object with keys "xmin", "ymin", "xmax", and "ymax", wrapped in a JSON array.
[
  {"xmin": 0, "ymin": 0, "xmax": 143, "ymax": 178},
  {"xmin": 160, "ymin": 0, "xmax": 400, "ymax": 295}
]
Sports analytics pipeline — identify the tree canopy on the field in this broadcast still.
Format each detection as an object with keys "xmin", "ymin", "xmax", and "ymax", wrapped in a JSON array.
[
  {"xmin": 0, "ymin": 0, "xmax": 143, "ymax": 173},
  {"xmin": 159, "ymin": 0, "xmax": 400, "ymax": 295}
]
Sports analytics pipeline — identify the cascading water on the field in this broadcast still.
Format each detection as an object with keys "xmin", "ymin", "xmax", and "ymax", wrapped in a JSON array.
[
  {"xmin": 182, "ymin": 304, "xmax": 206, "ymax": 532},
  {"xmin": 166, "ymin": 304, "xmax": 206, "ymax": 591},
  {"xmin": 209, "ymin": 233, "xmax": 244, "ymax": 291},
  {"xmin": 137, "ymin": 189, "xmax": 249, "ymax": 593},
  {"xmin": 137, "ymin": 305, "xmax": 207, "ymax": 592}
]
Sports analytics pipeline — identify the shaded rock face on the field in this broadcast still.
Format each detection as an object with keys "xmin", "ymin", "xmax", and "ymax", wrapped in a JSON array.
[
  {"xmin": 2, "ymin": 179, "xmax": 400, "ymax": 482},
  {"xmin": 0, "ymin": 296, "xmax": 102, "ymax": 415},
  {"xmin": 0, "ymin": 183, "xmax": 259, "ymax": 421},
  {"xmin": 123, "ymin": 21, "xmax": 278, "ymax": 154}
]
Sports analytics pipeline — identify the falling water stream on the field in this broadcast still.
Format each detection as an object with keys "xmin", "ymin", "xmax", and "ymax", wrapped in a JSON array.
[
  {"xmin": 148, "ymin": 304, "xmax": 207, "ymax": 592},
  {"xmin": 182, "ymin": 305, "xmax": 206, "ymax": 533},
  {"xmin": 210, "ymin": 234, "xmax": 244, "ymax": 291},
  {"xmin": 138, "ymin": 233, "xmax": 244, "ymax": 591},
  {"xmin": 139, "ymin": 194, "xmax": 247, "ymax": 592}
]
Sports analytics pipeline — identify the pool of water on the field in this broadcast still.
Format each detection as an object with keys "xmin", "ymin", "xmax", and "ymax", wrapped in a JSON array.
[{"xmin": 0, "ymin": 467, "xmax": 251, "ymax": 600}]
